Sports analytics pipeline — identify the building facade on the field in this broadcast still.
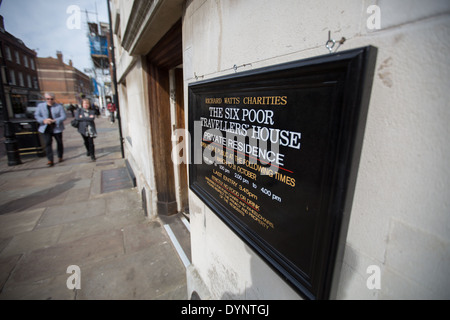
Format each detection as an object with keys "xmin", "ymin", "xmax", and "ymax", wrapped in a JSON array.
[
  {"xmin": 36, "ymin": 51, "xmax": 92, "ymax": 105},
  {"xmin": 109, "ymin": 0, "xmax": 450, "ymax": 299},
  {"xmin": 0, "ymin": 15, "xmax": 41, "ymax": 117},
  {"xmin": 88, "ymin": 21, "xmax": 113, "ymax": 107}
]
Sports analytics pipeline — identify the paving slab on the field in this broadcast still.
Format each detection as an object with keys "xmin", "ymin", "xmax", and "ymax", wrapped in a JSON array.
[
  {"xmin": 0, "ymin": 208, "xmax": 44, "ymax": 238},
  {"xmin": 103, "ymin": 188, "xmax": 144, "ymax": 214},
  {"xmin": 76, "ymin": 240, "xmax": 187, "ymax": 300},
  {"xmin": 0, "ymin": 224, "xmax": 64, "ymax": 257},
  {"xmin": 63, "ymin": 187, "xmax": 90, "ymax": 204},
  {"xmin": 36, "ymin": 198, "xmax": 107, "ymax": 228},
  {"xmin": 0, "ymin": 273, "xmax": 76, "ymax": 300},
  {"xmin": 123, "ymin": 220, "xmax": 167, "ymax": 254},
  {"xmin": 10, "ymin": 228, "xmax": 125, "ymax": 284},
  {"xmin": 0, "ymin": 255, "xmax": 21, "ymax": 290}
]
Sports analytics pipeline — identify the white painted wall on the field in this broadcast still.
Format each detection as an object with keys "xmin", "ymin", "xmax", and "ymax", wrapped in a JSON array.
[
  {"xmin": 183, "ymin": 0, "xmax": 450, "ymax": 299},
  {"xmin": 116, "ymin": 55, "xmax": 158, "ymax": 218}
]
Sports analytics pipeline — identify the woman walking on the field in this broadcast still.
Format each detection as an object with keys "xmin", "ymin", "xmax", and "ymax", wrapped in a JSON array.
[{"xmin": 76, "ymin": 99, "xmax": 97, "ymax": 161}]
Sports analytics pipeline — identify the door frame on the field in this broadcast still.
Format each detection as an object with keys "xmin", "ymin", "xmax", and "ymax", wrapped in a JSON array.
[{"xmin": 145, "ymin": 20, "xmax": 184, "ymax": 216}]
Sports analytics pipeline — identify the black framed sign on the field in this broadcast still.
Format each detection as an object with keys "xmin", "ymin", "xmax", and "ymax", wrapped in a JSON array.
[{"xmin": 188, "ymin": 46, "xmax": 377, "ymax": 299}]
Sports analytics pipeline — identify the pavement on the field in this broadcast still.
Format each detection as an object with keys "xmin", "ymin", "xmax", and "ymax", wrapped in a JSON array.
[{"xmin": 0, "ymin": 114, "xmax": 189, "ymax": 300}]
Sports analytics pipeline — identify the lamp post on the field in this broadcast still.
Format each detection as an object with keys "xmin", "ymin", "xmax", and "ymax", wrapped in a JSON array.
[{"xmin": 0, "ymin": 40, "xmax": 21, "ymax": 166}]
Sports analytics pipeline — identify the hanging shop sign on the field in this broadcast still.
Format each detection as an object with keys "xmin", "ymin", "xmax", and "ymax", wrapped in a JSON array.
[{"xmin": 188, "ymin": 46, "xmax": 377, "ymax": 299}]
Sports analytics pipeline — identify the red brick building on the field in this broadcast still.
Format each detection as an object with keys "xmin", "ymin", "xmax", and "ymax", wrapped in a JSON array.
[
  {"xmin": 36, "ymin": 51, "xmax": 92, "ymax": 105},
  {"xmin": 0, "ymin": 15, "xmax": 41, "ymax": 116}
]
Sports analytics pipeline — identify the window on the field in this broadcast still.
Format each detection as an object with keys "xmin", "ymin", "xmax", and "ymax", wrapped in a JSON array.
[
  {"xmin": 27, "ymin": 74, "xmax": 32, "ymax": 88},
  {"xmin": 15, "ymin": 51, "xmax": 20, "ymax": 64},
  {"xmin": 30, "ymin": 58, "xmax": 36, "ymax": 70},
  {"xmin": 24, "ymin": 56, "xmax": 29, "ymax": 68},
  {"xmin": 18, "ymin": 72, "xmax": 24, "ymax": 86},
  {"xmin": 9, "ymin": 70, "xmax": 16, "ymax": 85},
  {"xmin": 5, "ymin": 46, "xmax": 12, "ymax": 61}
]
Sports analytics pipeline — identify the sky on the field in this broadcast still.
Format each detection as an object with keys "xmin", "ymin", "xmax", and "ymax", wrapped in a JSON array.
[{"xmin": 0, "ymin": 0, "xmax": 109, "ymax": 74}]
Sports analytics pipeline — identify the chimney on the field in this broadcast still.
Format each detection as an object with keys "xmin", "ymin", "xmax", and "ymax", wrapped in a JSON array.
[
  {"xmin": 56, "ymin": 51, "xmax": 63, "ymax": 63},
  {"xmin": 0, "ymin": 15, "xmax": 5, "ymax": 31},
  {"xmin": 69, "ymin": 60, "xmax": 73, "ymax": 67}
]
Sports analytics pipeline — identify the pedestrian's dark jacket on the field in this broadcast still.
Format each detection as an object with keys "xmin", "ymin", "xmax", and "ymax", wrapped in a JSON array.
[{"xmin": 76, "ymin": 108, "xmax": 97, "ymax": 137}]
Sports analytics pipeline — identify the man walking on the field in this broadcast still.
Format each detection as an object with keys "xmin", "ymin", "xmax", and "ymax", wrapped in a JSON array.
[{"xmin": 34, "ymin": 92, "xmax": 67, "ymax": 167}]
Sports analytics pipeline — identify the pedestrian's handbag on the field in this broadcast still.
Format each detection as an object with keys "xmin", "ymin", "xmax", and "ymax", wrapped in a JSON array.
[{"xmin": 71, "ymin": 119, "xmax": 79, "ymax": 128}]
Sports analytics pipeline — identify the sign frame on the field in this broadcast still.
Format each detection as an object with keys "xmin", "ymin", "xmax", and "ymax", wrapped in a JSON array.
[{"xmin": 188, "ymin": 46, "xmax": 378, "ymax": 300}]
